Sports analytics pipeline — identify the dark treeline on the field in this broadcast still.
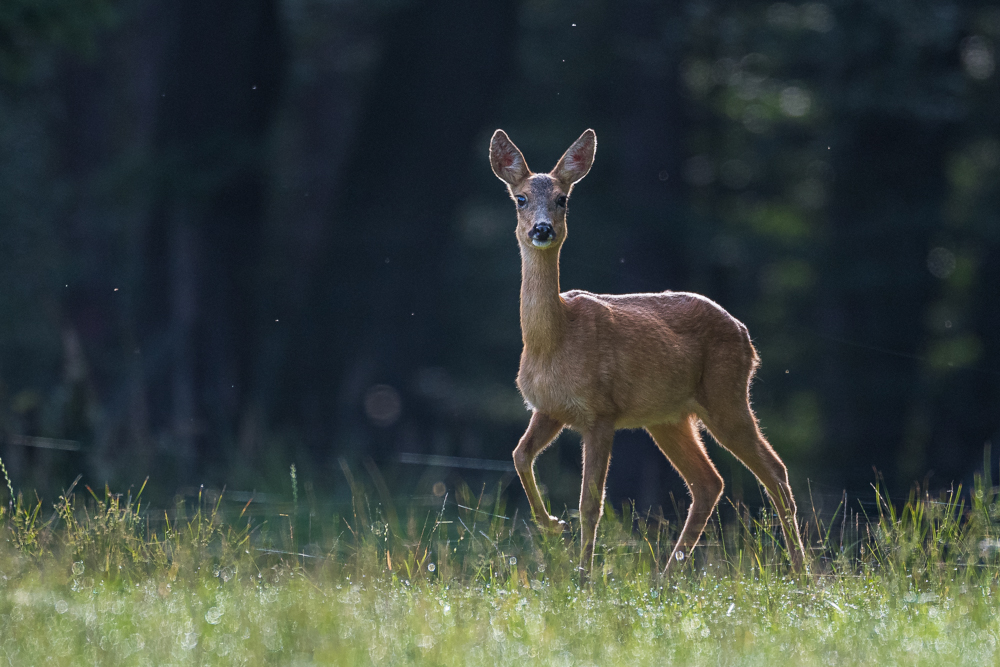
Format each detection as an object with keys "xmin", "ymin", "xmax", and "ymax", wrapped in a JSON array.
[{"xmin": 0, "ymin": 0, "xmax": 998, "ymax": 511}]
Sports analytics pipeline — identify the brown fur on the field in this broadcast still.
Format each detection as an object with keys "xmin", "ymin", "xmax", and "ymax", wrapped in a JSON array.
[{"xmin": 490, "ymin": 129, "xmax": 806, "ymax": 579}]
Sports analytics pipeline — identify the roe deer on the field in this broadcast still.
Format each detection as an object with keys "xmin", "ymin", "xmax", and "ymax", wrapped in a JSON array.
[{"xmin": 490, "ymin": 128, "xmax": 806, "ymax": 579}]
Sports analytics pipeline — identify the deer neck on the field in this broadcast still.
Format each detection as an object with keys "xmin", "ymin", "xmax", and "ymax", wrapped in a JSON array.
[{"xmin": 520, "ymin": 245, "xmax": 567, "ymax": 356}]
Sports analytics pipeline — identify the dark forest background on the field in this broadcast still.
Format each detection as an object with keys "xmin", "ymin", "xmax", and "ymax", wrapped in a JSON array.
[{"xmin": 1, "ymin": 0, "xmax": 998, "ymax": 513}]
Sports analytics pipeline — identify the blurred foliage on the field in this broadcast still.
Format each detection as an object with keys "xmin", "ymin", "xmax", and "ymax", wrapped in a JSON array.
[
  {"xmin": 0, "ymin": 0, "xmax": 116, "ymax": 80},
  {"xmin": 0, "ymin": 0, "xmax": 997, "ymax": 508}
]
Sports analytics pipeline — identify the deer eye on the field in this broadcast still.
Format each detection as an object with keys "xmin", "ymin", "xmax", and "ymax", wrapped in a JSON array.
[
  {"xmin": 556, "ymin": 195, "xmax": 567, "ymax": 207},
  {"xmin": 516, "ymin": 195, "xmax": 527, "ymax": 207}
]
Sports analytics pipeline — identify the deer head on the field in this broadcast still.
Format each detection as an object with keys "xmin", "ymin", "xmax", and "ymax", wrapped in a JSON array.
[{"xmin": 490, "ymin": 129, "xmax": 596, "ymax": 251}]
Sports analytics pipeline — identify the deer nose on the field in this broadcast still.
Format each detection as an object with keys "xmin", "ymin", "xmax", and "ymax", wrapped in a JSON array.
[{"xmin": 529, "ymin": 223, "xmax": 554, "ymax": 244}]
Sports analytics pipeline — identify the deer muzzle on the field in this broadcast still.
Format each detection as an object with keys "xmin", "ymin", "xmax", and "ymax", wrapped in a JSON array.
[{"xmin": 529, "ymin": 223, "xmax": 555, "ymax": 248}]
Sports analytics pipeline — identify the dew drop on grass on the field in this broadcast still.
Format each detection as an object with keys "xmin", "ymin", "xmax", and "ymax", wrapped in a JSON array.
[
  {"xmin": 675, "ymin": 550, "xmax": 685, "ymax": 561},
  {"xmin": 509, "ymin": 556, "xmax": 517, "ymax": 566},
  {"xmin": 427, "ymin": 563, "xmax": 436, "ymax": 572},
  {"xmin": 181, "ymin": 633, "xmax": 198, "ymax": 651},
  {"xmin": 205, "ymin": 607, "xmax": 223, "ymax": 625}
]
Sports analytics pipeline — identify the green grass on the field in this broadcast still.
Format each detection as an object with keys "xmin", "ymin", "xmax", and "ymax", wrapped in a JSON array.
[{"xmin": 3, "ymin": 460, "xmax": 1000, "ymax": 665}]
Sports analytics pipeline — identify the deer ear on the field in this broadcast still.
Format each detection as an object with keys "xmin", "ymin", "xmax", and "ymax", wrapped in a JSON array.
[
  {"xmin": 490, "ymin": 130, "xmax": 530, "ymax": 185},
  {"xmin": 551, "ymin": 129, "xmax": 596, "ymax": 186}
]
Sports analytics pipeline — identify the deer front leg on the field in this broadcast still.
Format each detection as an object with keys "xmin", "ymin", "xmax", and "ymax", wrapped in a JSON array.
[
  {"xmin": 579, "ymin": 420, "xmax": 614, "ymax": 582},
  {"xmin": 513, "ymin": 412, "xmax": 565, "ymax": 532}
]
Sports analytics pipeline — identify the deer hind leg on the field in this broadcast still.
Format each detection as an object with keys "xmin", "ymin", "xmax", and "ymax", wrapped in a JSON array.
[
  {"xmin": 647, "ymin": 417, "xmax": 724, "ymax": 573},
  {"xmin": 513, "ymin": 411, "xmax": 565, "ymax": 531},
  {"xmin": 698, "ymin": 390, "xmax": 805, "ymax": 571},
  {"xmin": 578, "ymin": 419, "xmax": 615, "ymax": 581}
]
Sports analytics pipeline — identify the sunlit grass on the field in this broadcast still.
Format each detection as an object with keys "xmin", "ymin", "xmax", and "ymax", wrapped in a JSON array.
[{"xmin": 3, "ymin": 458, "xmax": 1000, "ymax": 665}]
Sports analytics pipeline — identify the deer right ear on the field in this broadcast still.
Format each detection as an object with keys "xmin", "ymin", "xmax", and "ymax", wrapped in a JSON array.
[{"xmin": 490, "ymin": 130, "xmax": 530, "ymax": 186}]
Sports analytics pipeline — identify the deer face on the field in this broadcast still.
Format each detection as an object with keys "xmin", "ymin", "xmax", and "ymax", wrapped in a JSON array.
[
  {"xmin": 490, "ymin": 129, "xmax": 596, "ymax": 252},
  {"xmin": 511, "ymin": 175, "xmax": 569, "ymax": 250}
]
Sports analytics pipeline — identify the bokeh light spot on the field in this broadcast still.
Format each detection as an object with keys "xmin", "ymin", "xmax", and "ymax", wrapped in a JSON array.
[
  {"xmin": 780, "ymin": 86, "xmax": 811, "ymax": 117},
  {"xmin": 794, "ymin": 178, "xmax": 826, "ymax": 209},
  {"xmin": 802, "ymin": 3, "xmax": 834, "ymax": 32},
  {"xmin": 364, "ymin": 384, "xmax": 402, "ymax": 427},
  {"xmin": 962, "ymin": 36, "xmax": 995, "ymax": 80},
  {"xmin": 766, "ymin": 3, "xmax": 799, "ymax": 31},
  {"xmin": 927, "ymin": 247, "xmax": 956, "ymax": 279},
  {"xmin": 742, "ymin": 105, "xmax": 770, "ymax": 133}
]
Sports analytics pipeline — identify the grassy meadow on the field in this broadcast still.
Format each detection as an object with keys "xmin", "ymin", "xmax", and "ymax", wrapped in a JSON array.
[{"xmin": 2, "ymin": 458, "xmax": 1000, "ymax": 665}]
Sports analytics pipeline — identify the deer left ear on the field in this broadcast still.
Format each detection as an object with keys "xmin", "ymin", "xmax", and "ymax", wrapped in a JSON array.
[{"xmin": 551, "ymin": 129, "xmax": 596, "ymax": 186}]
